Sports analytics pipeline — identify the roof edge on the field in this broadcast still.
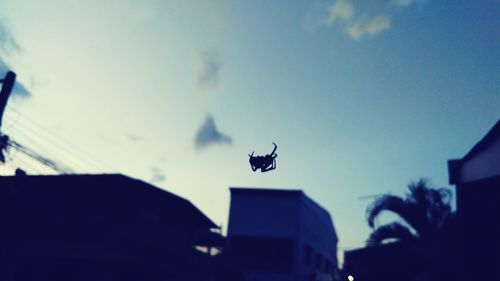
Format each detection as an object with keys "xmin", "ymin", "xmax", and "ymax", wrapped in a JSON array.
[
  {"xmin": 230, "ymin": 187, "xmax": 303, "ymax": 195},
  {"xmin": 447, "ymin": 119, "xmax": 500, "ymax": 185},
  {"xmin": 460, "ymin": 119, "xmax": 500, "ymax": 162}
]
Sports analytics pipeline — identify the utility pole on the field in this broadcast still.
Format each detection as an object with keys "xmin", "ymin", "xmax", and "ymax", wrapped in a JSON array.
[
  {"xmin": 0, "ymin": 70, "xmax": 72, "ymax": 173},
  {"xmin": 0, "ymin": 71, "xmax": 16, "ymax": 163},
  {"xmin": 0, "ymin": 71, "xmax": 16, "ymax": 132}
]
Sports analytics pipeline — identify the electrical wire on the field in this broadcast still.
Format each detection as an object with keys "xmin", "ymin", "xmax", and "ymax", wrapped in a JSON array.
[
  {"xmin": 4, "ymin": 120, "xmax": 94, "ymax": 173},
  {"xmin": 7, "ymin": 139, "xmax": 73, "ymax": 174},
  {"xmin": 3, "ymin": 122, "xmax": 84, "ymax": 172},
  {"xmin": 5, "ymin": 107, "xmax": 116, "ymax": 172}
]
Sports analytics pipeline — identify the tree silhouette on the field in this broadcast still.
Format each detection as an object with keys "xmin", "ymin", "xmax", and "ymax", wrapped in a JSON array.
[{"xmin": 365, "ymin": 179, "xmax": 452, "ymax": 246}]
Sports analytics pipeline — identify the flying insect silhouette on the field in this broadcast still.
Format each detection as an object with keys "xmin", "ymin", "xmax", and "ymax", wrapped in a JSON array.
[{"xmin": 249, "ymin": 142, "xmax": 277, "ymax": 173}]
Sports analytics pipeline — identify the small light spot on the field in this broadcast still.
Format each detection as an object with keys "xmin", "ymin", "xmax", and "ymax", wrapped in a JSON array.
[{"xmin": 347, "ymin": 275, "xmax": 354, "ymax": 281}]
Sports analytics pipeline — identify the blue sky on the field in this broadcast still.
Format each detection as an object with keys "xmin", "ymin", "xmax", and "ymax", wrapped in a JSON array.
[{"xmin": 0, "ymin": 0, "xmax": 498, "ymax": 257}]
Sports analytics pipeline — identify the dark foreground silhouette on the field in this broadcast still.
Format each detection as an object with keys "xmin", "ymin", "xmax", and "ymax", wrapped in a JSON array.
[
  {"xmin": 343, "ymin": 180, "xmax": 460, "ymax": 281},
  {"xmin": 248, "ymin": 142, "xmax": 277, "ymax": 173},
  {"xmin": 365, "ymin": 179, "xmax": 453, "ymax": 246},
  {"xmin": 0, "ymin": 174, "xmax": 233, "ymax": 281}
]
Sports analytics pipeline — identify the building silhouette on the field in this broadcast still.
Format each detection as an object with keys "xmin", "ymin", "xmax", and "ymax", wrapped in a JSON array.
[
  {"xmin": 343, "ymin": 240, "xmax": 432, "ymax": 281},
  {"xmin": 342, "ymin": 119, "xmax": 500, "ymax": 281},
  {"xmin": 225, "ymin": 188, "xmax": 339, "ymax": 281},
  {"xmin": 0, "ymin": 174, "xmax": 222, "ymax": 281},
  {"xmin": 448, "ymin": 119, "xmax": 500, "ymax": 281}
]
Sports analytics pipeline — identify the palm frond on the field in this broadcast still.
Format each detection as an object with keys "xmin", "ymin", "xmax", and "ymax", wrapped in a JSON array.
[
  {"xmin": 409, "ymin": 179, "xmax": 453, "ymax": 233},
  {"xmin": 407, "ymin": 179, "xmax": 431, "ymax": 206},
  {"xmin": 366, "ymin": 194, "xmax": 428, "ymax": 235},
  {"xmin": 366, "ymin": 195, "xmax": 405, "ymax": 228},
  {"xmin": 366, "ymin": 222, "xmax": 416, "ymax": 246}
]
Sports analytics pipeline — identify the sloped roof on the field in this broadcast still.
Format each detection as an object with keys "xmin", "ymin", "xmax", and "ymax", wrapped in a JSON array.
[
  {"xmin": 458, "ymin": 119, "xmax": 500, "ymax": 163},
  {"xmin": 448, "ymin": 119, "xmax": 500, "ymax": 184},
  {"xmin": 0, "ymin": 173, "xmax": 217, "ymax": 229}
]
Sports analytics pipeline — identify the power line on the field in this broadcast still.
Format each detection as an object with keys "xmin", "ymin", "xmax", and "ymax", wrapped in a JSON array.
[
  {"xmin": 7, "ymin": 139, "xmax": 73, "ymax": 174},
  {"xmin": 3, "ymin": 108, "xmax": 117, "ymax": 172},
  {"xmin": 4, "ymin": 124, "xmax": 85, "ymax": 173},
  {"xmin": 358, "ymin": 192, "xmax": 392, "ymax": 201},
  {"xmin": 4, "ymin": 118, "xmax": 98, "ymax": 173},
  {"xmin": 9, "ymin": 153, "xmax": 44, "ymax": 175},
  {"xmin": 5, "ymin": 107, "xmax": 116, "ymax": 171}
]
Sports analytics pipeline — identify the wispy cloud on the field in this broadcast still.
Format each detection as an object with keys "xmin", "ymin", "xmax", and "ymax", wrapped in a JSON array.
[
  {"xmin": 0, "ymin": 22, "xmax": 20, "ymax": 53},
  {"xmin": 346, "ymin": 16, "xmax": 391, "ymax": 40},
  {"xmin": 125, "ymin": 133, "xmax": 144, "ymax": 142},
  {"xmin": 151, "ymin": 167, "xmax": 166, "ymax": 184},
  {"xmin": 0, "ymin": 21, "xmax": 30, "ymax": 98},
  {"xmin": 195, "ymin": 114, "xmax": 232, "ymax": 150},
  {"xmin": 316, "ymin": 0, "xmax": 424, "ymax": 41},
  {"xmin": 197, "ymin": 50, "xmax": 221, "ymax": 90},
  {"xmin": 323, "ymin": 0, "xmax": 355, "ymax": 26},
  {"xmin": 0, "ymin": 60, "xmax": 30, "ymax": 98}
]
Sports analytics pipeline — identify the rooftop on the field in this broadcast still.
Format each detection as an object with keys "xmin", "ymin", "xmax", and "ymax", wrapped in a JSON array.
[{"xmin": 0, "ymin": 173, "xmax": 217, "ymax": 229}]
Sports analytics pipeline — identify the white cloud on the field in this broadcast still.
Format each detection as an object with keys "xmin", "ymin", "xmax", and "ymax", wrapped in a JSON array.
[
  {"xmin": 346, "ymin": 15, "xmax": 391, "ymax": 40},
  {"xmin": 0, "ymin": 21, "xmax": 30, "ymax": 98},
  {"xmin": 0, "ymin": 22, "xmax": 20, "ymax": 53},
  {"xmin": 317, "ymin": 0, "xmax": 423, "ymax": 40},
  {"xmin": 197, "ymin": 50, "xmax": 221, "ymax": 90},
  {"xmin": 323, "ymin": 0, "xmax": 355, "ymax": 26}
]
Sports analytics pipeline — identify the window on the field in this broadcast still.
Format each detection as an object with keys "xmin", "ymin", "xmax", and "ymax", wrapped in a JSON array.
[
  {"xmin": 323, "ymin": 259, "xmax": 330, "ymax": 273},
  {"xmin": 303, "ymin": 244, "xmax": 312, "ymax": 265},
  {"xmin": 316, "ymin": 253, "xmax": 322, "ymax": 270}
]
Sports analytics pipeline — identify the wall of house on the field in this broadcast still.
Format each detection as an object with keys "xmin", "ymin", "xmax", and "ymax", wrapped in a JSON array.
[
  {"xmin": 227, "ymin": 191, "xmax": 299, "ymax": 281},
  {"xmin": 0, "ymin": 175, "xmax": 219, "ymax": 281},
  {"xmin": 456, "ymin": 176, "xmax": 500, "ymax": 281},
  {"xmin": 298, "ymin": 194, "xmax": 338, "ymax": 281},
  {"xmin": 449, "ymin": 122, "xmax": 500, "ymax": 281},
  {"xmin": 227, "ymin": 190, "xmax": 339, "ymax": 281},
  {"xmin": 227, "ymin": 192, "xmax": 299, "ymax": 238},
  {"xmin": 460, "ymin": 137, "xmax": 500, "ymax": 184}
]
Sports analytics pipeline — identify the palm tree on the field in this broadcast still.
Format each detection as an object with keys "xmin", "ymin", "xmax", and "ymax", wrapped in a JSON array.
[{"xmin": 365, "ymin": 179, "xmax": 452, "ymax": 246}]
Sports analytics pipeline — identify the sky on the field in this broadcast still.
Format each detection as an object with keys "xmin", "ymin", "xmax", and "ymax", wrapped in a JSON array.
[{"xmin": 0, "ymin": 0, "xmax": 498, "ymax": 259}]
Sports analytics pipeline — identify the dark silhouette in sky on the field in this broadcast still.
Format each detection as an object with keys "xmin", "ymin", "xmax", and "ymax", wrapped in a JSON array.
[
  {"xmin": 343, "ymin": 179, "xmax": 459, "ymax": 281},
  {"xmin": 0, "ymin": 71, "xmax": 72, "ymax": 173},
  {"xmin": 0, "ymin": 71, "xmax": 16, "ymax": 163},
  {"xmin": 248, "ymin": 142, "xmax": 277, "ymax": 173},
  {"xmin": 0, "ymin": 71, "xmax": 16, "ymax": 130},
  {"xmin": 365, "ymin": 179, "xmax": 452, "ymax": 246},
  {"xmin": 0, "ymin": 62, "xmax": 30, "ymax": 98}
]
